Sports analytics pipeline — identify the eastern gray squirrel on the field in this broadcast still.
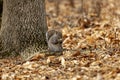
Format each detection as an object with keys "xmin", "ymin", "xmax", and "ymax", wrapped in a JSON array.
[{"xmin": 46, "ymin": 30, "xmax": 63, "ymax": 53}]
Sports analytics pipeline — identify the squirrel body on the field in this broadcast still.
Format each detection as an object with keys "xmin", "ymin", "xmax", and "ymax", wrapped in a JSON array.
[{"xmin": 46, "ymin": 30, "xmax": 63, "ymax": 53}]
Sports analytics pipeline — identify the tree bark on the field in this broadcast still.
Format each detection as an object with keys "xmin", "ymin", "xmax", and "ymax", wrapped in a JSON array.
[
  {"xmin": 0, "ymin": 0, "xmax": 48, "ymax": 57},
  {"xmin": 0, "ymin": 0, "xmax": 3, "ymax": 17}
]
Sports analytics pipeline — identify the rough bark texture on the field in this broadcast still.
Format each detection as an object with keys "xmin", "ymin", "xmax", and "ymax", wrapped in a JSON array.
[
  {"xmin": 0, "ymin": 0, "xmax": 2, "ymax": 17},
  {"xmin": 0, "ymin": 0, "xmax": 48, "ymax": 57}
]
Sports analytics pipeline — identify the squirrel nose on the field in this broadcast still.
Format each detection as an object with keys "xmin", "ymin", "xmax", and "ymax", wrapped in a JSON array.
[{"xmin": 58, "ymin": 38, "xmax": 62, "ymax": 43}]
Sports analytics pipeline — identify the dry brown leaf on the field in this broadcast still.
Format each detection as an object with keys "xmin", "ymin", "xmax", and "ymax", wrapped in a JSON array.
[
  {"xmin": 71, "ymin": 51, "xmax": 81, "ymax": 57},
  {"xmin": 26, "ymin": 53, "xmax": 45, "ymax": 61}
]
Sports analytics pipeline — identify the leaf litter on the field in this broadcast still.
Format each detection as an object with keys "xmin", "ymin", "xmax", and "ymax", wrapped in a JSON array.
[{"xmin": 0, "ymin": 0, "xmax": 120, "ymax": 80}]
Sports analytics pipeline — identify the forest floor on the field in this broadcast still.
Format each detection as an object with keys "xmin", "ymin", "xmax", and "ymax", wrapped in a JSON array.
[{"xmin": 0, "ymin": 0, "xmax": 120, "ymax": 80}]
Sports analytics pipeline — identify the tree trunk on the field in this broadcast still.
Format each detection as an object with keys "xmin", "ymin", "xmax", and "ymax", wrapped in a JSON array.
[
  {"xmin": 0, "ymin": 0, "xmax": 48, "ymax": 58},
  {"xmin": 0, "ymin": 0, "xmax": 3, "ymax": 17}
]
